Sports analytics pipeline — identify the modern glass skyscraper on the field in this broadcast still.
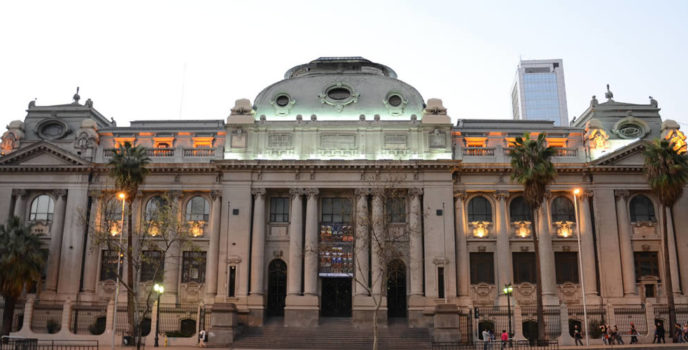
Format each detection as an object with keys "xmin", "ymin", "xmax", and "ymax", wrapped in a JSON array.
[{"xmin": 512, "ymin": 59, "xmax": 569, "ymax": 126}]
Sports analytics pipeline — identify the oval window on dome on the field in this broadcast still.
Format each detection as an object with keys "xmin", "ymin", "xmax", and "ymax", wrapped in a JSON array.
[
  {"xmin": 388, "ymin": 94, "xmax": 403, "ymax": 107},
  {"xmin": 275, "ymin": 94, "xmax": 290, "ymax": 107},
  {"xmin": 327, "ymin": 87, "xmax": 351, "ymax": 101}
]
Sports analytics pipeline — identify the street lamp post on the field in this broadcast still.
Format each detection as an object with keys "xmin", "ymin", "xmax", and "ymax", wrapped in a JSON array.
[
  {"xmin": 504, "ymin": 283, "xmax": 514, "ymax": 345},
  {"xmin": 573, "ymin": 188, "xmax": 590, "ymax": 346},
  {"xmin": 112, "ymin": 192, "xmax": 126, "ymax": 350},
  {"xmin": 154, "ymin": 283, "xmax": 165, "ymax": 347}
]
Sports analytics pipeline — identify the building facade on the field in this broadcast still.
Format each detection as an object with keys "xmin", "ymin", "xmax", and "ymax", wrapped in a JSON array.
[
  {"xmin": 1, "ymin": 57, "xmax": 687, "ymax": 342},
  {"xmin": 512, "ymin": 59, "xmax": 569, "ymax": 126}
]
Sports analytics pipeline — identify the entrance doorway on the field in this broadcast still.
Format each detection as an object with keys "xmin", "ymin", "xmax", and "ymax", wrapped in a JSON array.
[
  {"xmin": 267, "ymin": 259, "xmax": 287, "ymax": 317},
  {"xmin": 387, "ymin": 259, "xmax": 407, "ymax": 318},
  {"xmin": 321, "ymin": 278, "xmax": 352, "ymax": 317}
]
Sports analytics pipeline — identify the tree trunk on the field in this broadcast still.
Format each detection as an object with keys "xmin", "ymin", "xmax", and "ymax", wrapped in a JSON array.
[
  {"xmin": 662, "ymin": 204, "xmax": 677, "ymax": 342},
  {"xmin": 531, "ymin": 208, "xmax": 546, "ymax": 344},
  {"xmin": 127, "ymin": 204, "xmax": 136, "ymax": 337},
  {"xmin": 1, "ymin": 296, "xmax": 16, "ymax": 336}
]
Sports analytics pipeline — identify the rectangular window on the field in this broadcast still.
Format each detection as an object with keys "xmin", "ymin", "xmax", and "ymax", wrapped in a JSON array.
[
  {"xmin": 141, "ymin": 250, "xmax": 164, "ymax": 282},
  {"xmin": 470, "ymin": 252, "xmax": 494, "ymax": 284},
  {"xmin": 100, "ymin": 250, "xmax": 120, "ymax": 281},
  {"xmin": 555, "ymin": 252, "xmax": 579, "ymax": 284},
  {"xmin": 634, "ymin": 252, "xmax": 659, "ymax": 281},
  {"xmin": 386, "ymin": 197, "xmax": 406, "ymax": 223},
  {"xmin": 321, "ymin": 198, "xmax": 352, "ymax": 224},
  {"xmin": 228, "ymin": 266, "xmax": 236, "ymax": 297},
  {"xmin": 270, "ymin": 197, "xmax": 289, "ymax": 223},
  {"xmin": 438, "ymin": 267, "xmax": 445, "ymax": 299},
  {"xmin": 512, "ymin": 252, "xmax": 536, "ymax": 284},
  {"xmin": 181, "ymin": 251, "xmax": 206, "ymax": 283}
]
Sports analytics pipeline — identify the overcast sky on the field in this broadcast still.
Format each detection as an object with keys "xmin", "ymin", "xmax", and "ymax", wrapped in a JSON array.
[{"xmin": 1, "ymin": 0, "xmax": 687, "ymax": 129}]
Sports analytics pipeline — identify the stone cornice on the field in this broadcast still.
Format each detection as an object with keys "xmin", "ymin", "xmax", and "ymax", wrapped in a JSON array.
[{"xmin": 214, "ymin": 159, "xmax": 458, "ymax": 171}]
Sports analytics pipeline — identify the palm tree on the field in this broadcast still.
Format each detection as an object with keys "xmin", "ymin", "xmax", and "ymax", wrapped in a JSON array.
[
  {"xmin": 108, "ymin": 141, "xmax": 150, "ymax": 339},
  {"xmin": 0, "ymin": 216, "xmax": 46, "ymax": 336},
  {"xmin": 509, "ymin": 133, "xmax": 556, "ymax": 344},
  {"xmin": 644, "ymin": 138, "xmax": 688, "ymax": 341}
]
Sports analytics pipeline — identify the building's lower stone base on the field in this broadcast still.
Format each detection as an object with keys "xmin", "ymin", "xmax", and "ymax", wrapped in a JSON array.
[
  {"xmin": 247, "ymin": 294, "xmax": 265, "ymax": 326},
  {"xmin": 284, "ymin": 295, "xmax": 319, "ymax": 327},
  {"xmin": 352, "ymin": 295, "xmax": 387, "ymax": 327}
]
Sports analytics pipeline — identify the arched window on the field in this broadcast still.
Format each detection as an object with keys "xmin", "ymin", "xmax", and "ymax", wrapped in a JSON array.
[
  {"xmin": 551, "ymin": 197, "xmax": 575, "ymax": 222},
  {"xmin": 510, "ymin": 196, "xmax": 532, "ymax": 222},
  {"xmin": 29, "ymin": 195, "xmax": 54, "ymax": 222},
  {"xmin": 145, "ymin": 196, "xmax": 166, "ymax": 221},
  {"xmin": 630, "ymin": 195, "xmax": 656, "ymax": 222},
  {"xmin": 186, "ymin": 196, "xmax": 209, "ymax": 222},
  {"xmin": 467, "ymin": 196, "xmax": 492, "ymax": 222},
  {"xmin": 106, "ymin": 198, "xmax": 124, "ymax": 223}
]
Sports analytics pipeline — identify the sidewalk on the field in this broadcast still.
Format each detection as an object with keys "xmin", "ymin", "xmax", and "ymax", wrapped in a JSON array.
[{"xmin": 99, "ymin": 344, "xmax": 688, "ymax": 350}]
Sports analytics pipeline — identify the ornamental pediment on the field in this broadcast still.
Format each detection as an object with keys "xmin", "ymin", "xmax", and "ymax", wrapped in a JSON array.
[
  {"xmin": 591, "ymin": 140, "xmax": 646, "ymax": 166},
  {"xmin": 0, "ymin": 141, "xmax": 90, "ymax": 167}
]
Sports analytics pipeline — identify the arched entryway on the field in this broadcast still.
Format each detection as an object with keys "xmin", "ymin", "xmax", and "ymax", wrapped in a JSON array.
[
  {"xmin": 523, "ymin": 320, "xmax": 538, "ymax": 345},
  {"xmin": 267, "ymin": 259, "xmax": 287, "ymax": 317},
  {"xmin": 387, "ymin": 259, "xmax": 407, "ymax": 318}
]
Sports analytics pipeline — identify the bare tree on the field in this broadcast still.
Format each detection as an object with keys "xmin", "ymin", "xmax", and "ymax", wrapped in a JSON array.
[
  {"xmin": 88, "ymin": 193, "xmax": 197, "ymax": 350},
  {"xmin": 352, "ymin": 174, "xmax": 418, "ymax": 350}
]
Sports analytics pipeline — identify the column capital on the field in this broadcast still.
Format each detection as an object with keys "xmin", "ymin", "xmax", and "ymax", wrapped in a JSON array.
[
  {"xmin": 251, "ymin": 188, "xmax": 266, "ymax": 197},
  {"xmin": 614, "ymin": 189, "xmax": 630, "ymax": 200},
  {"xmin": 289, "ymin": 188, "xmax": 304, "ymax": 198},
  {"xmin": 168, "ymin": 190, "xmax": 183, "ymax": 199},
  {"xmin": 580, "ymin": 190, "xmax": 594, "ymax": 199},
  {"xmin": 88, "ymin": 190, "xmax": 104, "ymax": 198},
  {"xmin": 210, "ymin": 190, "xmax": 222, "ymax": 200},
  {"xmin": 12, "ymin": 188, "xmax": 27, "ymax": 197},
  {"xmin": 305, "ymin": 188, "xmax": 319, "ymax": 199},
  {"xmin": 52, "ymin": 189, "xmax": 67, "ymax": 199},
  {"xmin": 408, "ymin": 188, "xmax": 423, "ymax": 199},
  {"xmin": 453, "ymin": 190, "xmax": 467, "ymax": 200},
  {"xmin": 355, "ymin": 188, "xmax": 371, "ymax": 198},
  {"xmin": 544, "ymin": 190, "xmax": 553, "ymax": 200},
  {"xmin": 493, "ymin": 190, "xmax": 509, "ymax": 201}
]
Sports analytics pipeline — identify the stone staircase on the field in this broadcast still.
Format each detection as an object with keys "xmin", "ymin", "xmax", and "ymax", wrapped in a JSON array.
[{"xmin": 231, "ymin": 317, "xmax": 432, "ymax": 350}]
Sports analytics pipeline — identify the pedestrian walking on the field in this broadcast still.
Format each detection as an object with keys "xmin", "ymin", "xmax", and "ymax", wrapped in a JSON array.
[
  {"xmin": 482, "ymin": 329, "xmax": 490, "ymax": 350},
  {"xmin": 600, "ymin": 324, "xmax": 608, "ymax": 345},
  {"xmin": 683, "ymin": 323, "xmax": 688, "ymax": 343},
  {"xmin": 630, "ymin": 322, "xmax": 639, "ymax": 344},
  {"xmin": 573, "ymin": 324, "xmax": 583, "ymax": 346},
  {"xmin": 198, "ymin": 328, "xmax": 208, "ymax": 348},
  {"xmin": 613, "ymin": 325, "xmax": 623, "ymax": 344},
  {"xmin": 654, "ymin": 321, "xmax": 666, "ymax": 344},
  {"xmin": 675, "ymin": 323, "xmax": 683, "ymax": 343},
  {"xmin": 500, "ymin": 330, "xmax": 508, "ymax": 349}
]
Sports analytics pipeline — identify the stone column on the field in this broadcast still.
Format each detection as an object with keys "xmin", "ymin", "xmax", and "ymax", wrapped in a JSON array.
[
  {"xmin": 303, "ymin": 189, "xmax": 320, "ymax": 295},
  {"xmin": 537, "ymin": 197, "xmax": 557, "ymax": 303},
  {"xmin": 494, "ymin": 191, "xmax": 512, "ymax": 304},
  {"xmin": 205, "ymin": 191, "xmax": 222, "ymax": 300},
  {"xmin": 162, "ymin": 190, "xmax": 183, "ymax": 303},
  {"xmin": 249, "ymin": 188, "xmax": 267, "ymax": 296},
  {"xmin": 354, "ymin": 189, "xmax": 370, "ymax": 296},
  {"xmin": 286, "ymin": 188, "xmax": 304, "ymax": 295},
  {"xmin": 45, "ymin": 189, "xmax": 67, "ymax": 292},
  {"xmin": 614, "ymin": 190, "xmax": 637, "ymax": 296},
  {"xmin": 578, "ymin": 191, "xmax": 599, "ymax": 297},
  {"xmin": 409, "ymin": 188, "xmax": 424, "ymax": 297},
  {"xmin": 82, "ymin": 191, "xmax": 103, "ymax": 293},
  {"xmin": 454, "ymin": 191, "xmax": 470, "ymax": 298},
  {"xmin": 12, "ymin": 189, "xmax": 27, "ymax": 221},
  {"xmin": 371, "ymin": 191, "xmax": 384, "ymax": 296}
]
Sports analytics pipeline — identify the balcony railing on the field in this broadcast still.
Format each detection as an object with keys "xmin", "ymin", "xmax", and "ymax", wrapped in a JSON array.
[
  {"xmin": 146, "ymin": 148, "xmax": 174, "ymax": 157},
  {"xmin": 183, "ymin": 148, "xmax": 215, "ymax": 157},
  {"xmin": 553, "ymin": 147, "xmax": 578, "ymax": 157},
  {"xmin": 462, "ymin": 147, "xmax": 495, "ymax": 156}
]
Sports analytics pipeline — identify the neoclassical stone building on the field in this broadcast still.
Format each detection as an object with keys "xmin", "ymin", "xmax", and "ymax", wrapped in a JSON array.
[{"xmin": 1, "ymin": 57, "xmax": 687, "ymax": 342}]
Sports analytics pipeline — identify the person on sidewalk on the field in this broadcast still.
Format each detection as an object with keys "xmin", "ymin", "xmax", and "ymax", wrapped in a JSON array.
[
  {"xmin": 654, "ymin": 321, "xmax": 666, "ymax": 344},
  {"xmin": 198, "ymin": 329, "xmax": 208, "ymax": 348},
  {"xmin": 573, "ymin": 324, "xmax": 583, "ymax": 346},
  {"xmin": 500, "ymin": 330, "xmax": 508, "ymax": 349},
  {"xmin": 482, "ymin": 329, "xmax": 490, "ymax": 350},
  {"xmin": 614, "ymin": 325, "xmax": 624, "ymax": 344},
  {"xmin": 630, "ymin": 322, "xmax": 639, "ymax": 344}
]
